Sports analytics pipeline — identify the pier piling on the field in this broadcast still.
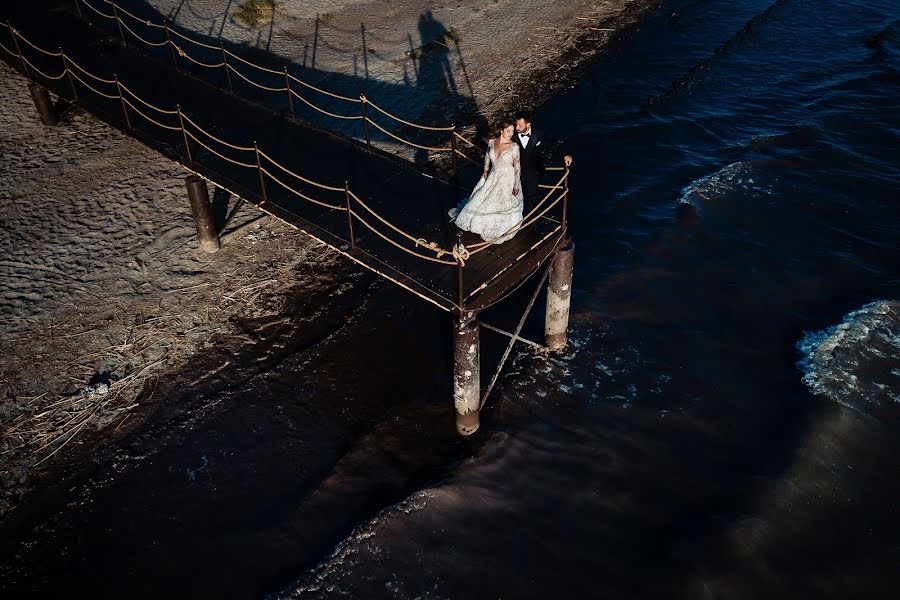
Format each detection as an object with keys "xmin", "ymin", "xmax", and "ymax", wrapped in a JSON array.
[
  {"xmin": 185, "ymin": 175, "xmax": 220, "ymax": 253},
  {"xmin": 28, "ymin": 83, "xmax": 58, "ymax": 126},
  {"xmin": 545, "ymin": 240, "xmax": 574, "ymax": 350},
  {"xmin": 454, "ymin": 316, "xmax": 480, "ymax": 436}
]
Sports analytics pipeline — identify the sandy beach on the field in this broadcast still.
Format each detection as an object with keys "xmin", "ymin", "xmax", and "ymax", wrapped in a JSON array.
[{"xmin": 0, "ymin": 0, "xmax": 660, "ymax": 517}]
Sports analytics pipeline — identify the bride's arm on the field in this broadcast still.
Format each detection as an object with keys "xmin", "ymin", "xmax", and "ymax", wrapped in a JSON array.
[
  {"xmin": 483, "ymin": 140, "xmax": 492, "ymax": 179},
  {"xmin": 512, "ymin": 147, "xmax": 521, "ymax": 196}
]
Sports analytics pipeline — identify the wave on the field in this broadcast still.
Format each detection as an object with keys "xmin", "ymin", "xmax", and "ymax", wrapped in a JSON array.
[
  {"xmin": 676, "ymin": 161, "xmax": 773, "ymax": 210},
  {"xmin": 796, "ymin": 300, "xmax": 900, "ymax": 419}
]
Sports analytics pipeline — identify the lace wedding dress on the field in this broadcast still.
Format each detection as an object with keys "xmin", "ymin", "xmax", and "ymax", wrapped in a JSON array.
[{"xmin": 452, "ymin": 139, "xmax": 524, "ymax": 244}]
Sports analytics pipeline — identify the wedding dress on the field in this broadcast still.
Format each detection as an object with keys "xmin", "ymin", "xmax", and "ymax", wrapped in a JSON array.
[{"xmin": 452, "ymin": 139, "xmax": 524, "ymax": 244}]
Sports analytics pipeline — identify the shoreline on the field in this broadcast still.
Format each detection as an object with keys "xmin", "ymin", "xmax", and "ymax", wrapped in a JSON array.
[{"xmin": 0, "ymin": 0, "xmax": 662, "ymax": 523}]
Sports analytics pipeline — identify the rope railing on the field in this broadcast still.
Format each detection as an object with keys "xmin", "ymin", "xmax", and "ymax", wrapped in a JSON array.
[{"xmin": 3, "ymin": 20, "xmax": 570, "ymax": 310}]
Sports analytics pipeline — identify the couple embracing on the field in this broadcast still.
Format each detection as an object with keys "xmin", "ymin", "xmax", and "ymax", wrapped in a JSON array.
[{"xmin": 450, "ymin": 111, "xmax": 571, "ymax": 244}]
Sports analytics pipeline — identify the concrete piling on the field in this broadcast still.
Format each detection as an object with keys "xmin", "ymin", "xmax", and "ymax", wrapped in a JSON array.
[
  {"xmin": 185, "ymin": 175, "xmax": 220, "ymax": 253},
  {"xmin": 545, "ymin": 240, "xmax": 575, "ymax": 350},
  {"xmin": 454, "ymin": 316, "xmax": 480, "ymax": 436},
  {"xmin": 28, "ymin": 83, "xmax": 58, "ymax": 126}
]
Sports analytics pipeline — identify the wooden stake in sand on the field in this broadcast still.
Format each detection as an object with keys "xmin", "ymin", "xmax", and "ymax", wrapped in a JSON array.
[{"xmin": 185, "ymin": 175, "xmax": 220, "ymax": 253}]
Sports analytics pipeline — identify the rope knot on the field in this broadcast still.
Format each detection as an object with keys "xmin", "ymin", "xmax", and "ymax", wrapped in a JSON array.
[{"xmin": 452, "ymin": 240, "xmax": 470, "ymax": 267}]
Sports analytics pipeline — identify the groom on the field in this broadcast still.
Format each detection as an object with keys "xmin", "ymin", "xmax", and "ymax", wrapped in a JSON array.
[{"xmin": 513, "ymin": 110, "xmax": 572, "ymax": 212}]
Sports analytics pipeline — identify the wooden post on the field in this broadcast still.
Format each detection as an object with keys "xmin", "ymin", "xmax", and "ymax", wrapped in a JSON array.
[
  {"xmin": 344, "ymin": 181, "xmax": 356, "ymax": 250},
  {"xmin": 114, "ymin": 75, "xmax": 131, "ymax": 131},
  {"xmin": 545, "ymin": 239, "xmax": 575, "ymax": 350},
  {"xmin": 562, "ymin": 165, "xmax": 569, "ymax": 231},
  {"xmin": 254, "ymin": 142, "xmax": 267, "ymax": 204},
  {"xmin": 284, "ymin": 67, "xmax": 295, "ymax": 119},
  {"xmin": 9, "ymin": 23, "xmax": 29, "ymax": 77},
  {"xmin": 456, "ymin": 231, "xmax": 465, "ymax": 311},
  {"xmin": 221, "ymin": 43, "xmax": 233, "ymax": 93},
  {"xmin": 454, "ymin": 315, "xmax": 480, "ymax": 436},
  {"xmin": 450, "ymin": 126, "xmax": 460, "ymax": 182},
  {"xmin": 185, "ymin": 175, "xmax": 220, "ymax": 253},
  {"xmin": 60, "ymin": 50, "xmax": 78, "ymax": 102},
  {"xmin": 177, "ymin": 105, "xmax": 192, "ymax": 163},
  {"xmin": 73, "ymin": 0, "xmax": 83, "ymax": 19},
  {"xmin": 360, "ymin": 95, "xmax": 371, "ymax": 151},
  {"xmin": 165, "ymin": 23, "xmax": 179, "ymax": 70},
  {"xmin": 28, "ymin": 83, "xmax": 58, "ymax": 126},
  {"xmin": 111, "ymin": 3, "xmax": 126, "ymax": 45}
]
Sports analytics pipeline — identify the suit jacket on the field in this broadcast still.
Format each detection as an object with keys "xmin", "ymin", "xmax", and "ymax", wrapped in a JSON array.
[{"xmin": 513, "ymin": 128, "xmax": 546, "ymax": 180}]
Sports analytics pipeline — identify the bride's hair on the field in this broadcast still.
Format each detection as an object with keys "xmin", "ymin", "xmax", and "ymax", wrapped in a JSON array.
[{"xmin": 494, "ymin": 119, "xmax": 515, "ymax": 139}]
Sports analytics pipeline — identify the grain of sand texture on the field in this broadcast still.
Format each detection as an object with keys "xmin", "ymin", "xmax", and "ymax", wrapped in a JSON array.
[{"xmin": 0, "ymin": 0, "xmax": 661, "ymax": 514}]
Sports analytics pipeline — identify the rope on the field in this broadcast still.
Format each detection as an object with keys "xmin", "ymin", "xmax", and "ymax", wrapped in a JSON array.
[
  {"xmin": 289, "ymin": 89, "xmax": 363, "ymax": 120},
  {"xmin": 453, "ymin": 131, "xmax": 479, "ymax": 149},
  {"xmin": 259, "ymin": 167, "xmax": 344, "ymax": 211},
  {"xmin": 288, "ymin": 73, "xmax": 357, "ymax": 102},
  {"xmin": 180, "ymin": 113, "xmax": 256, "ymax": 152},
  {"xmin": 256, "ymin": 148, "xmax": 344, "ymax": 191},
  {"xmin": 348, "ymin": 207, "xmax": 458, "ymax": 265},
  {"xmin": 366, "ymin": 117, "xmax": 451, "ymax": 152},
  {"xmin": 117, "ymin": 82, "xmax": 179, "ymax": 114},
  {"xmin": 466, "ymin": 226, "xmax": 563, "ymax": 300},
  {"xmin": 121, "ymin": 96, "xmax": 181, "ymax": 130},
  {"xmin": 226, "ymin": 63, "xmax": 287, "ymax": 92},
  {"xmin": 173, "ymin": 44, "xmax": 226, "ymax": 68},
  {"xmin": 12, "ymin": 29, "xmax": 62, "ymax": 56},
  {"xmin": 364, "ymin": 97, "xmax": 454, "ymax": 131},
  {"xmin": 223, "ymin": 48, "xmax": 282, "ymax": 75},
  {"xmin": 455, "ymin": 148, "xmax": 481, "ymax": 167},
  {"xmin": 350, "ymin": 191, "xmax": 455, "ymax": 260},
  {"xmin": 79, "ymin": 0, "xmax": 116, "ymax": 20},
  {"xmin": 109, "ymin": 2, "xmax": 165, "ymax": 28},
  {"xmin": 0, "ymin": 38, "xmax": 15, "ymax": 58},
  {"xmin": 117, "ymin": 16, "xmax": 169, "ymax": 47},
  {"xmin": 20, "ymin": 54, "xmax": 68, "ymax": 80},
  {"xmin": 63, "ymin": 53, "xmax": 115, "ymax": 83},
  {"xmin": 67, "ymin": 68, "xmax": 120, "ymax": 99},
  {"xmin": 184, "ymin": 129, "xmax": 258, "ymax": 168},
  {"xmin": 167, "ymin": 25, "xmax": 220, "ymax": 50}
]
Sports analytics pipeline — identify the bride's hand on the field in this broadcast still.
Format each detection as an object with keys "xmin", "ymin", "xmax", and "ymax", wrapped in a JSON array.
[{"xmin": 483, "ymin": 170, "xmax": 489, "ymax": 179}]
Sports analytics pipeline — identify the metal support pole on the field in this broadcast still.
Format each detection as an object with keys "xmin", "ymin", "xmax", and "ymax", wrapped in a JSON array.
[
  {"xmin": 60, "ymin": 50, "xmax": 78, "ymax": 102},
  {"xmin": 28, "ymin": 83, "xmax": 59, "ymax": 126},
  {"xmin": 456, "ymin": 231, "xmax": 465, "ymax": 312},
  {"xmin": 450, "ymin": 126, "xmax": 459, "ymax": 182},
  {"xmin": 9, "ymin": 23, "xmax": 29, "ymax": 77},
  {"xmin": 344, "ymin": 181, "xmax": 356, "ymax": 250},
  {"xmin": 165, "ymin": 23, "xmax": 179, "ymax": 70},
  {"xmin": 185, "ymin": 175, "xmax": 220, "ymax": 253},
  {"xmin": 360, "ymin": 95, "xmax": 371, "ymax": 151},
  {"xmin": 284, "ymin": 67, "xmax": 295, "ymax": 119},
  {"xmin": 114, "ymin": 75, "xmax": 131, "ymax": 131},
  {"xmin": 177, "ymin": 105, "xmax": 192, "ymax": 163},
  {"xmin": 254, "ymin": 142, "xmax": 268, "ymax": 204},
  {"xmin": 545, "ymin": 239, "xmax": 575, "ymax": 350},
  {"xmin": 454, "ymin": 315, "xmax": 480, "ymax": 436},
  {"xmin": 74, "ymin": 0, "xmax": 83, "ymax": 19},
  {"xmin": 221, "ymin": 43, "xmax": 233, "ymax": 93},
  {"xmin": 111, "ymin": 3, "xmax": 126, "ymax": 45},
  {"xmin": 562, "ymin": 166, "xmax": 570, "ymax": 231}
]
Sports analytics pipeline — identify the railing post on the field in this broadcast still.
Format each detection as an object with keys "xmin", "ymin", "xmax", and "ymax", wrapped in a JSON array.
[
  {"xmin": 545, "ymin": 239, "xmax": 575, "ymax": 351},
  {"xmin": 28, "ymin": 83, "xmax": 59, "ymax": 126},
  {"xmin": 111, "ymin": 3, "xmax": 126, "ymax": 45},
  {"xmin": 220, "ymin": 42, "xmax": 233, "ymax": 93},
  {"xmin": 8, "ymin": 23, "xmax": 30, "ymax": 77},
  {"xmin": 284, "ymin": 67, "xmax": 295, "ymax": 119},
  {"xmin": 562, "ymin": 165, "xmax": 569, "ymax": 231},
  {"xmin": 177, "ymin": 104, "xmax": 192, "ymax": 163},
  {"xmin": 114, "ymin": 74, "xmax": 131, "ymax": 131},
  {"xmin": 185, "ymin": 175, "xmax": 220, "ymax": 253},
  {"xmin": 359, "ymin": 94, "xmax": 371, "ymax": 151},
  {"xmin": 456, "ymin": 231, "xmax": 465, "ymax": 311},
  {"xmin": 165, "ymin": 22, "xmax": 179, "ymax": 70},
  {"xmin": 73, "ymin": 0, "xmax": 83, "ymax": 20},
  {"xmin": 60, "ymin": 49, "xmax": 78, "ymax": 102},
  {"xmin": 450, "ymin": 126, "xmax": 459, "ymax": 182},
  {"xmin": 254, "ymin": 142, "xmax": 268, "ymax": 204},
  {"xmin": 344, "ymin": 181, "xmax": 356, "ymax": 250}
]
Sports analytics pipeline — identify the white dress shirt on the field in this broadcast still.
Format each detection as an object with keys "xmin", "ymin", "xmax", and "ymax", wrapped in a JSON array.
[{"xmin": 519, "ymin": 129, "xmax": 532, "ymax": 148}]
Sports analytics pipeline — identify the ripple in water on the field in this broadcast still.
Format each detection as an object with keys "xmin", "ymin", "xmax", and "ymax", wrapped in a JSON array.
[{"xmin": 797, "ymin": 299, "xmax": 900, "ymax": 419}]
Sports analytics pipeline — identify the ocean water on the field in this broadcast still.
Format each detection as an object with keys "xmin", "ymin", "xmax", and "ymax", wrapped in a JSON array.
[{"xmin": 2, "ymin": 0, "xmax": 898, "ymax": 598}]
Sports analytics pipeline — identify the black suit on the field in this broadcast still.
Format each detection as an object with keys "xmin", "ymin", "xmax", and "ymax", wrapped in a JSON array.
[{"xmin": 513, "ymin": 128, "xmax": 546, "ymax": 212}]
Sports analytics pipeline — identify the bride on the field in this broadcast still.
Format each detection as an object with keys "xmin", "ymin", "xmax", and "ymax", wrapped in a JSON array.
[{"xmin": 451, "ymin": 120, "xmax": 524, "ymax": 244}]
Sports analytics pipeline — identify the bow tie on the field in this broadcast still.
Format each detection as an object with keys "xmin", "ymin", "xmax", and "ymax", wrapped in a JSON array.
[{"xmin": 520, "ymin": 132, "xmax": 530, "ymax": 137}]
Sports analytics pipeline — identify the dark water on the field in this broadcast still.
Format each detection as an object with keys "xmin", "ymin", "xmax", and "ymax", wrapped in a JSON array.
[{"xmin": 3, "ymin": 0, "xmax": 899, "ymax": 597}]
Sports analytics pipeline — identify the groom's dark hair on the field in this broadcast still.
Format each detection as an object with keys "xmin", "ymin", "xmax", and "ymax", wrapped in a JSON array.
[{"xmin": 514, "ymin": 110, "xmax": 533, "ymax": 123}]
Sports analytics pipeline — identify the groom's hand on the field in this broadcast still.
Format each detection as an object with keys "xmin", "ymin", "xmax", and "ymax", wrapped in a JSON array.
[{"xmin": 513, "ymin": 186, "xmax": 519, "ymax": 195}]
